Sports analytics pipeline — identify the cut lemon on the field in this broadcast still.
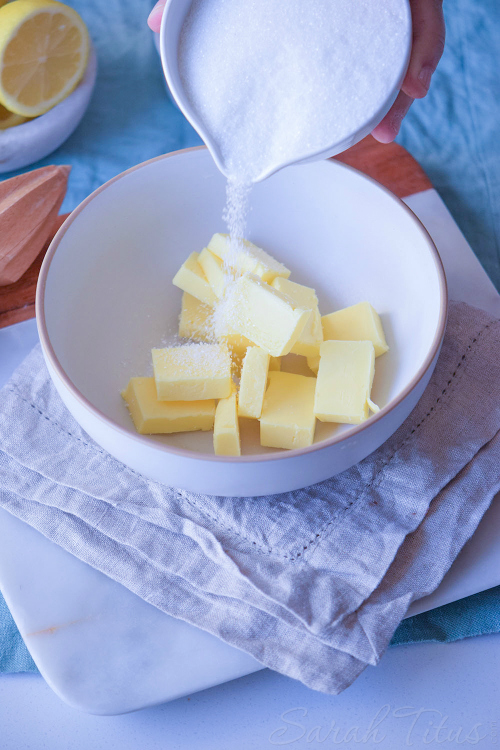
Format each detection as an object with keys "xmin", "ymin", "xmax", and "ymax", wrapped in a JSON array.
[
  {"xmin": 0, "ymin": 0, "xmax": 90, "ymax": 117},
  {"xmin": 0, "ymin": 101, "xmax": 28, "ymax": 128}
]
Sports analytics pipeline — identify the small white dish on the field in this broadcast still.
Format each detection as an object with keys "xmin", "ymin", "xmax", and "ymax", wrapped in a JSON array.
[
  {"xmin": 0, "ymin": 45, "xmax": 97, "ymax": 174},
  {"xmin": 36, "ymin": 148, "xmax": 446, "ymax": 496},
  {"xmin": 159, "ymin": 0, "xmax": 411, "ymax": 181}
]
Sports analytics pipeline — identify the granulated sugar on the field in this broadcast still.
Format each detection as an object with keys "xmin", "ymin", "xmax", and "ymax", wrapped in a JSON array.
[
  {"xmin": 179, "ymin": 0, "xmax": 410, "ymax": 183},
  {"xmin": 220, "ymin": 178, "xmax": 251, "ymax": 287},
  {"xmin": 154, "ymin": 342, "xmax": 231, "ymax": 377},
  {"xmin": 222, "ymin": 179, "xmax": 250, "ymax": 254}
]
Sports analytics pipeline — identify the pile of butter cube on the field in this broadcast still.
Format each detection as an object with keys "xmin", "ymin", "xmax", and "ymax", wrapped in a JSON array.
[{"xmin": 122, "ymin": 234, "xmax": 388, "ymax": 455}]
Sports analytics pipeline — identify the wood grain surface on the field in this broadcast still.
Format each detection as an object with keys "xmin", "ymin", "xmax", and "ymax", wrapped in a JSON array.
[
  {"xmin": 0, "ymin": 136, "xmax": 432, "ymax": 329},
  {"xmin": 0, "ymin": 213, "xmax": 68, "ymax": 328},
  {"xmin": 335, "ymin": 136, "xmax": 432, "ymax": 198},
  {"xmin": 0, "ymin": 165, "xmax": 70, "ymax": 286}
]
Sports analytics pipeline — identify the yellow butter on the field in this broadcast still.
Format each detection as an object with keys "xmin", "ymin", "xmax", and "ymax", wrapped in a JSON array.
[
  {"xmin": 219, "ymin": 331, "xmax": 254, "ymax": 358},
  {"xmin": 269, "ymin": 356, "xmax": 281, "ymax": 371},
  {"xmin": 122, "ymin": 378, "xmax": 215, "ymax": 434},
  {"xmin": 314, "ymin": 340, "xmax": 376, "ymax": 424},
  {"xmin": 198, "ymin": 247, "xmax": 226, "ymax": 298},
  {"xmin": 226, "ymin": 274, "xmax": 311, "ymax": 357},
  {"xmin": 271, "ymin": 277, "xmax": 323, "ymax": 357},
  {"xmin": 214, "ymin": 391, "xmax": 241, "ymax": 456},
  {"xmin": 238, "ymin": 347, "xmax": 270, "ymax": 419},
  {"xmin": 152, "ymin": 343, "xmax": 232, "ymax": 401},
  {"xmin": 208, "ymin": 233, "xmax": 290, "ymax": 283},
  {"xmin": 178, "ymin": 292, "xmax": 213, "ymax": 341},
  {"xmin": 307, "ymin": 354, "xmax": 320, "ymax": 374},
  {"xmin": 292, "ymin": 339, "xmax": 322, "ymax": 358},
  {"xmin": 322, "ymin": 302, "xmax": 388, "ymax": 357},
  {"xmin": 217, "ymin": 330, "xmax": 255, "ymax": 376},
  {"xmin": 260, "ymin": 371, "xmax": 317, "ymax": 449},
  {"xmin": 172, "ymin": 251, "xmax": 217, "ymax": 307}
]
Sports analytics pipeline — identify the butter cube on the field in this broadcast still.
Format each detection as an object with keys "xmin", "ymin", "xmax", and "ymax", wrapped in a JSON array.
[
  {"xmin": 152, "ymin": 343, "xmax": 232, "ymax": 401},
  {"xmin": 208, "ymin": 233, "xmax": 290, "ymax": 283},
  {"xmin": 122, "ymin": 378, "xmax": 215, "ymax": 434},
  {"xmin": 214, "ymin": 391, "xmax": 241, "ymax": 456},
  {"xmin": 238, "ymin": 347, "xmax": 270, "ymax": 419},
  {"xmin": 314, "ymin": 340, "xmax": 376, "ymax": 424},
  {"xmin": 271, "ymin": 278, "xmax": 323, "ymax": 357},
  {"xmin": 269, "ymin": 356, "xmax": 281, "ymax": 371},
  {"xmin": 198, "ymin": 247, "xmax": 226, "ymax": 298},
  {"xmin": 219, "ymin": 331, "xmax": 254, "ymax": 358},
  {"xmin": 172, "ymin": 252, "xmax": 217, "ymax": 307},
  {"xmin": 260, "ymin": 371, "xmax": 317, "ymax": 449},
  {"xmin": 217, "ymin": 330, "xmax": 255, "ymax": 376},
  {"xmin": 307, "ymin": 354, "xmax": 320, "ymax": 374},
  {"xmin": 225, "ymin": 274, "xmax": 311, "ymax": 357},
  {"xmin": 322, "ymin": 302, "xmax": 388, "ymax": 357},
  {"xmin": 179, "ymin": 293, "xmax": 213, "ymax": 341}
]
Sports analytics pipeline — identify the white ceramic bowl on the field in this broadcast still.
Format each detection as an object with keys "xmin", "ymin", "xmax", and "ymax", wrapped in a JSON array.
[
  {"xmin": 0, "ymin": 45, "xmax": 97, "ymax": 174},
  {"xmin": 36, "ymin": 147, "xmax": 447, "ymax": 496}
]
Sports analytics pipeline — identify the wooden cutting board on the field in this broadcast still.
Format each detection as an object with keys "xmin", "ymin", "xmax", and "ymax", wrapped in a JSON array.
[{"xmin": 0, "ymin": 137, "xmax": 432, "ymax": 329}]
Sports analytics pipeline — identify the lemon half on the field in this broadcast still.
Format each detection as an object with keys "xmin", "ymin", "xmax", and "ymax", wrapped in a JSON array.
[
  {"xmin": 0, "ymin": 101, "xmax": 27, "ymax": 128},
  {"xmin": 0, "ymin": 0, "xmax": 90, "ymax": 117}
]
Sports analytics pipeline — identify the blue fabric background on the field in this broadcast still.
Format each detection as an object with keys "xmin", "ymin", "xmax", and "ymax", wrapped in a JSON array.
[
  {"xmin": 0, "ymin": 0, "xmax": 499, "ymax": 672},
  {"xmin": 397, "ymin": 0, "xmax": 500, "ymax": 290}
]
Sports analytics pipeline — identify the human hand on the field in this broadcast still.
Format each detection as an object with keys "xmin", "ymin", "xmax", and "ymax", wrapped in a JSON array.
[
  {"xmin": 148, "ymin": 0, "xmax": 445, "ymax": 144},
  {"xmin": 371, "ymin": 0, "xmax": 445, "ymax": 143},
  {"xmin": 148, "ymin": 1, "xmax": 166, "ymax": 33}
]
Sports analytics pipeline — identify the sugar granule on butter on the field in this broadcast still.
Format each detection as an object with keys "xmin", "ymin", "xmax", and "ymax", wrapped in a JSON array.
[
  {"xmin": 214, "ymin": 273, "xmax": 311, "ymax": 357},
  {"xmin": 208, "ymin": 232, "xmax": 290, "ymax": 283},
  {"xmin": 152, "ymin": 343, "xmax": 232, "ymax": 401},
  {"xmin": 153, "ymin": 342, "xmax": 229, "ymax": 375},
  {"xmin": 179, "ymin": 292, "xmax": 214, "ymax": 342}
]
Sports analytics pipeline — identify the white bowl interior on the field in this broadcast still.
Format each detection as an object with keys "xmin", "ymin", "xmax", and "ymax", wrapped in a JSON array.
[{"xmin": 43, "ymin": 149, "xmax": 443, "ymax": 455}]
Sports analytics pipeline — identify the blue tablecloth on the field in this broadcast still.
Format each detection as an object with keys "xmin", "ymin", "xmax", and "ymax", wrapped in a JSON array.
[
  {"xmin": 397, "ymin": 0, "xmax": 500, "ymax": 290},
  {"xmin": 0, "ymin": 0, "xmax": 499, "ymax": 673}
]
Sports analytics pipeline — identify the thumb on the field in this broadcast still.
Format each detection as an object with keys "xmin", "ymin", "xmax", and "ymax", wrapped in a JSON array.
[{"xmin": 148, "ymin": 1, "xmax": 166, "ymax": 32}]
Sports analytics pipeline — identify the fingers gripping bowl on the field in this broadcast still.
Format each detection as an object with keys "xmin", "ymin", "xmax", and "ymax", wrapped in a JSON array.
[{"xmin": 36, "ymin": 147, "xmax": 447, "ymax": 497}]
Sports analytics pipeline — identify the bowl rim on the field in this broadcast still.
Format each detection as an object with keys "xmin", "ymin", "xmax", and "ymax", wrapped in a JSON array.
[{"xmin": 36, "ymin": 145, "xmax": 448, "ymax": 464}]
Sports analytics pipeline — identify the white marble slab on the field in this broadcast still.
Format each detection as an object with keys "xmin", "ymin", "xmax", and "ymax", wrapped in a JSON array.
[
  {"xmin": 0, "ymin": 188, "xmax": 499, "ymax": 715},
  {"xmin": 1, "ymin": 634, "xmax": 499, "ymax": 749}
]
